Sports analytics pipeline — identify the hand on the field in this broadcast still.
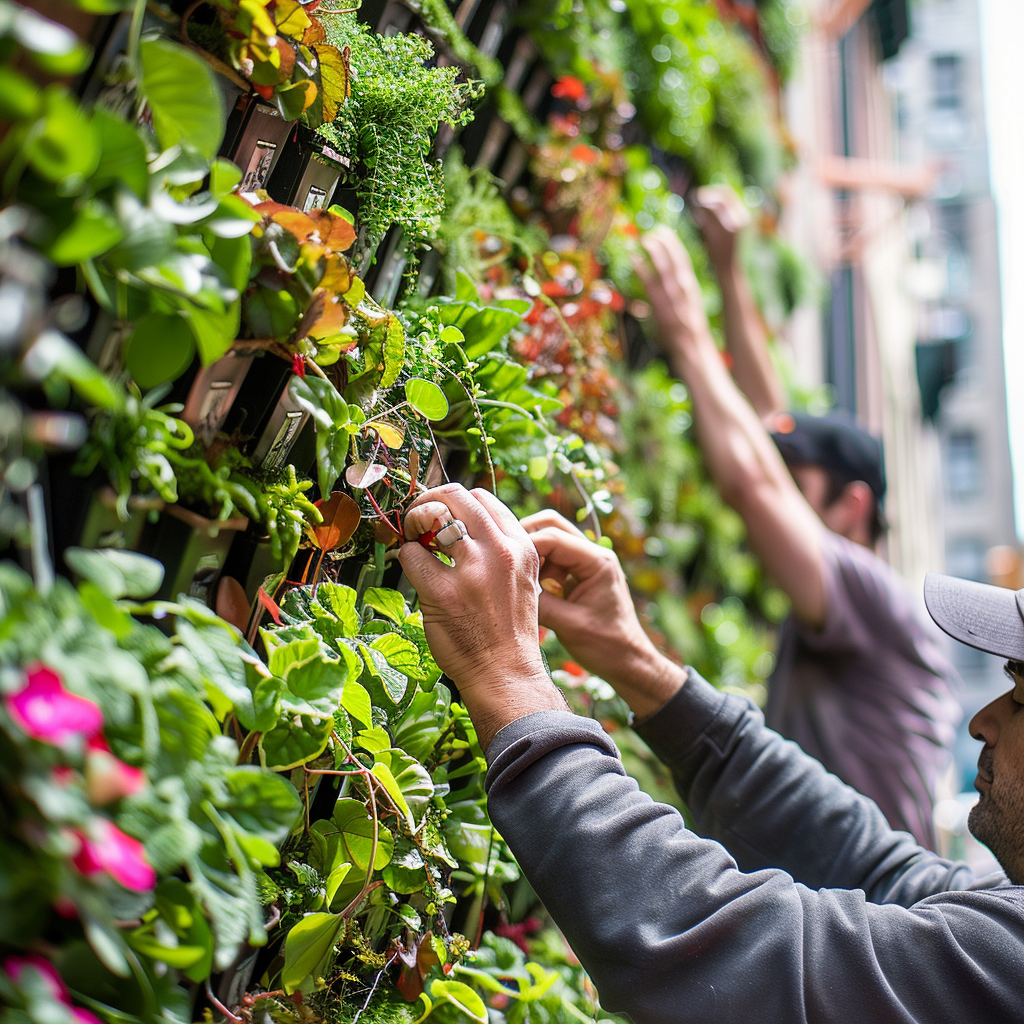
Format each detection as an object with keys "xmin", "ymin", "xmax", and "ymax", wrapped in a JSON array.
[
  {"xmin": 521, "ymin": 510, "xmax": 686, "ymax": 719},
  {"xmin": 398, "ymin": 485, "xmax": 566, "ymax": 748},
  {"xmin": 691, "ymin": 184, "xmax": 750, "ymax": 271},
  {"xmin": 637, "ymin": 226, "xmax": 714, "ymax": 361}
]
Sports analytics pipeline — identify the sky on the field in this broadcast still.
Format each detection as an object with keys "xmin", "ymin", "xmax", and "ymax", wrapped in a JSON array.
[{"xmin": 979, "ymin": 0, "xmax": 1024, "ymax": 539}]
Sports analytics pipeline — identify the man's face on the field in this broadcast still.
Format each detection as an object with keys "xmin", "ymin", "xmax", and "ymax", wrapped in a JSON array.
[
  {"xmin": 967, "ymin": 663, "xmax": 1024, "ymax": 882},
  {"xmin": 788, "ymin": 464, "xmax": 832, "ymax": 522}
]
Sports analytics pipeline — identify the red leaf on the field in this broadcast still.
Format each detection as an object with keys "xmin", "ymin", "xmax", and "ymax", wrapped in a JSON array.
[
  {"xmin": 312, "ymin": 491, "xmax": 361, "ymax": 552},
  {"xmin": 257, "ymin": 586, "xmax": 283, "ymax": 625}
]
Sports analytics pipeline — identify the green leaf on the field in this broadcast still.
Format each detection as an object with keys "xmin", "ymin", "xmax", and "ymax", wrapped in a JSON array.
[
  {"xmin": 429, "ymin": 980, "xmax": 487, "ymax": 1023},
  {"xmin": 361, "ymin": 587, "xmax": 407, "ymax": 624},
  {"xmin": 355, "ymin": 726, "xmax": 391, "ymax": 755},
  {"xmin": 259, "ymin": 714, "xmax": 333, "ymax": 771},
  {"xmin": 371, "ymin": 632, "xmax": 423, "ymax": 679},
  {"xmin": 379, "ymin": 314, "xmax": 405, "ymax": 388},
  {"xmin": 25, "ymin": 86, "xmax": 99, "ymax": 184},
  {"xmin": 124, "ymin": 312, "xmax": 196, "ymax": 389},
  {"xmin": 369, "ymin": 760, "xmax": 412, "ymax": 829},
  {"xmin": 45, "ymin": 200, "xmax": 125, "ymax": 266},
  {"xmin": 324, "ymin": 862, "xmax": 352, "ymax": 906},
  {"xmin": 0, "ymin": 66, "xmax": 40, "ymax": 120},
  {"xmin": 330, "ymin": 798, "xmax": 394, "ymax": 872},
  {"xmin": 64, "ymin": 547, "xmax": 164, "ymax": 599},
  {"xmin": 281, "ymin": 913, "xmax": 344, "ymax": 994},
  {"xmin": 313, "ymin": 582, "xmax": 359, "ymax": 636},
  {"xmin": 91, "ymin": 109, "xmax": 149, "ymax": 198},
  {"xmin": 140, "ymin": 38, "xmax": 224, "ymax": 160},
  {"xmin": 183, "ymin": 300, "xmax": 239, "ymax": 367},
  {"xmin": 340, "ymin": 678, "xmax": 372, "ymax": 728},
  {"xmin": 289, "ymin": 376, "xmax": 350, "ymax": 496},
  {"xmin": 404, "ymin": 378, "xmax": 449, "ymax": 421},
  {"xmin": 209, "ymin": 233, "xmax": 253, "ymax": 294},
  {"xmin": 358, "ymin": 643, "xmax": 408, "ymax": 705}
]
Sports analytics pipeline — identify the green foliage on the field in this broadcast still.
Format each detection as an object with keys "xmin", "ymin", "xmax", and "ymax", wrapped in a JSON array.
[{"xmin": 318, "ymin": 12, "xmax": 483, "ymax": 261}]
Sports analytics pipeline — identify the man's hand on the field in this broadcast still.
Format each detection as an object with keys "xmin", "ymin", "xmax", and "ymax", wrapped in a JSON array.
[
  {"xmin": 691, "ymin": 184, "xmax": 750, "ymax": 271},
  {"xmin": 636, "ymin": 226, "xmax": 714, "ymax": 364},
  {"xmin": 398, "ymin": 485, "xmax": 567, "ymax": 749},
  {"xmin": 521, "ymin": 510, "xmax": 686, "ymax": 720}
]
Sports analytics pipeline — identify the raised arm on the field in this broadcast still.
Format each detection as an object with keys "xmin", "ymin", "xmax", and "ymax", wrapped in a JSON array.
[
  {"xmin": 637, "ymin": 226, "xmax": 826, "ymax": 628},
  {"xmin": 692, "ymin": 185, "xmax": 786, "ymax": 418}
]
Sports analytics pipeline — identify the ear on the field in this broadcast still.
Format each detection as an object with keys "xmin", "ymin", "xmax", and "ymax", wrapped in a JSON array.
[{"xmin": 832, "ymin": 482, "xmax": 876, "ymax": 547}]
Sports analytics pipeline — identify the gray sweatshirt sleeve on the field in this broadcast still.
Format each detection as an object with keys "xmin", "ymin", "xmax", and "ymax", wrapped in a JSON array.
[{"xmin": 483, "ymin": 669, "xmax": 1023, "ymax": 1024}]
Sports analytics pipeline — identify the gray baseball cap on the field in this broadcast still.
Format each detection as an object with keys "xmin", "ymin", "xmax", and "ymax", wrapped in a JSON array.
[{"xmin": 924, "ymin": 572, "xmax": 1024, "ymax": 660}]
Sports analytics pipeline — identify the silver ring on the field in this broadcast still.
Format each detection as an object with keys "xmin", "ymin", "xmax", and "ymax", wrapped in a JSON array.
[{"xmin": 435, "ymin": 519, "xmax": 468, "ymax": 546}]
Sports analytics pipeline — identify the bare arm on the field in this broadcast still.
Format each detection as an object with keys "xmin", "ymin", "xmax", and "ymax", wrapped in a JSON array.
[
  {"xmin": 693, "ymin": 186, "xmax": 786, "ymax": 419},
  {"xmin": 638, "ymin": 226, "xmax": 826, "ymax": 628}
]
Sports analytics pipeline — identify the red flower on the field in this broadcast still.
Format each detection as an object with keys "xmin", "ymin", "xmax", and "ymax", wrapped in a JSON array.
[
  {"xmin": 71, "ymin": 820, "xmax": 156, "ymax": 892},
  {"xmin": 570, "ymin": 144, "xmax": 600, "ymax": 165},
  {"xmin": 6, "ymin": 665, "xmax": 103, "ymax": 747},
  {"xmin": 291, "ymin": 353, "xmax": 307, "ymax": 378},
  {"xmin": 551, "ymin": 76, "xmax": 587, "ymax": 102}
]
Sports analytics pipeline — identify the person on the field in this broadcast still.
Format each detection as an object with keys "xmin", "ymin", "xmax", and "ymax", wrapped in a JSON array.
[
  {"xmin": 399, "ymin": 483, "xmax": 1024, "ymax": 1023},
  {"xmin": 635, "ymin": 199, "xmax": 961, "ymax": 847}
]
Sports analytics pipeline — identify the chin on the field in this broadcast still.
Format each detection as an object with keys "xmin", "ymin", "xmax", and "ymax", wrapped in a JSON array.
[{"xmin": 968, "ymin": 806, "xmax": 1020, "ymax": 882}]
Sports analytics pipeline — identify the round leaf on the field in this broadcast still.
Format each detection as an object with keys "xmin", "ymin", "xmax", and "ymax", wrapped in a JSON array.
[
  {"xmin": 124, "ymin": 313, "xmax": 196, "ymax": 389},
  {"xmin": 345, "ymin": 462, "xmax": 387, "ymax": 489},
  {"xmin": 404, "ymin": 378, "xmax": 449, "ymax": 421}
]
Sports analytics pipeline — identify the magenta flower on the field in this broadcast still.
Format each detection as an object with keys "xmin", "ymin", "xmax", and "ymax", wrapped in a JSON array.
[
  {"xmin": 5, "ymin": 665, "xmax": 103, "ymax": 746},
  {"xmin": 71, "ymin": 820, "xmax": 156, "ymax": 892},
  {"xmin": 3, "ymin": 956, "xmax": 103, "ymax": 1024},
  {"xmin": 85, "ymin": 736, "xmax": 145, "ymax": 805}
]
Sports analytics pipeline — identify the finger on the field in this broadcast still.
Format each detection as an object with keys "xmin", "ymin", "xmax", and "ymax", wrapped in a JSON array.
[
  {"xmin": 520, "ymin": 509, "xmax": 588, "ymax": 539},
  {"xmin": 537, "ymin": 588, "xmax": 591, "ymax": 637},
  {"xmin": 404, "ymin": 500, "xmax": 455, "ymax": 541},
  {"xmin": 399, "ymin": 539, "xmax": 454, "ymax": 595},
  {"xmin": 529, "ymin": 526, "xmax": 612, "ymax": 582},
  {"xmin": 470, "ymin": 487, "xmax": 525, "ymax": 540},
  {"xmin": 407, "ymin": 483, "xmax": 503, "ymax": 545}
]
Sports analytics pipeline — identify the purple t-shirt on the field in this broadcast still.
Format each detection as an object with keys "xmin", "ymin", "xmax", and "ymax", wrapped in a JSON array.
[{"xmin": 764, "ymin": 530, "xmax": 962, "ymax": 849}]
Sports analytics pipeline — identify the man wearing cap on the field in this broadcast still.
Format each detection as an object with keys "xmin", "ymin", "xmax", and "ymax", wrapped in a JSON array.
[
  {"xmin": 635, "ymin": 219, "xmax": 961, "ymax": 848},
  {"xmin": 398, "ymin": 483, "xmax": 1024, "ymax": 1023}
]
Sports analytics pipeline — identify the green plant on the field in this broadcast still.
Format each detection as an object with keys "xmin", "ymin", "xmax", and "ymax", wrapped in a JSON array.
[{"xmin": 318, "ymin": 12, "xmax": 483, "ymax": 262}]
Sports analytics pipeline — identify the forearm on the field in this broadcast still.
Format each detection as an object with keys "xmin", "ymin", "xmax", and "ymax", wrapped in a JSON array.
[
  {"xmin": 664, "ymin": 320, "xmax": 789, "ymax": 512},
  {"xmin": 635, "ymin": 670, "xmax": 976, "ymax": 901},
  {"xmin": 453, "ymin": 667, "xmax": 568, "ymax": 751},
  {"xmin": 484, "ymin": 699, "xmax": 1000, "ymax": 1024},
  {"xmin": 716, "ymin": 256, "xmax": 786, "ymax": 418}
]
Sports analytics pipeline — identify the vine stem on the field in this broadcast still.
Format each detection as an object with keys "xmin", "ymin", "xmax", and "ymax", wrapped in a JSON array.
[
  {"xmin": 205, "ymin": 982, "xmax": 242, "ymax": 1024},
  {"xmin": 351, "ymin": 949, "xmax": 401, "ymax": 1024},
  {"xmin": 236, "ymin": 730, "xmax": 260, "ymax": 765}
]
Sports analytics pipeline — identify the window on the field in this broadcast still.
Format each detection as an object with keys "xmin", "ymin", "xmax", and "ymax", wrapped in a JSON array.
[
  {"xmin": 945, "ymin": 536, "xmax": 987, "ymax": 582},
  {"xmin": 932, "ymin": 55, "xmax": 962, "ymax": 110},
  {"xmin": 945, "ymin": 431, "xmax": 982, "ymax": 501}
]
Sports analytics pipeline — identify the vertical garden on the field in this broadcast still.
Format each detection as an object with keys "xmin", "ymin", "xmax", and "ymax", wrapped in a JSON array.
[{"xmin": 0, "ymin": 0, "xmax": 809, "ymax": 1022}]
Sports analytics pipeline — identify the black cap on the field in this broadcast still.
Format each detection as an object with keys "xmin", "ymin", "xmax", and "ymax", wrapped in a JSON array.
[
  {"xmin": 769, "ymin": 412, "xmax": 886, "ymax": 503},
  {"xmin": 924, "ymin": 572, "xmax": 1024, "ymax": 661}
]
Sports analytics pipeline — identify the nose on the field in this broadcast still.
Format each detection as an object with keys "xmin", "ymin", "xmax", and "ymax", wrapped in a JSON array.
[{"xmin": 969, "ymin": 689, "xmax": 1015, "ymax": 746}]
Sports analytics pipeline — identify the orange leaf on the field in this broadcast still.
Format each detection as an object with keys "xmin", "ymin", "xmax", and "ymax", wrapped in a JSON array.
[
  {"xmin": 312, "ymin": 491, "xmax": 361, "ymax": 552},
  {"xmin": 271, "ymin": 209, "xmax": 318, "ymax": 242},
  {"xmin": 257, "ymin": 585, "xmax": 283, "ymax": 624},
  {"xmin": 319, "ymin": 254, "xmax": 352, "ymax": 293},
  {"xmin": 308, "ymin": 291, "xmax": 348, "ymax": 339},
  {"xmin": 308, "ymin": 208, "xmax": 356, "ymax": 253},
  {"xmin": 302, "ymin": 18, "xmax": 326, "ymax": 45}
]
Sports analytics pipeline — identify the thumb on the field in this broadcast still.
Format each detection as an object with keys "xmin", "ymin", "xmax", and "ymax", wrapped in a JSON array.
[{"xmin": 398, "ymin": 541, "xmax": 446, "ymax": 599}]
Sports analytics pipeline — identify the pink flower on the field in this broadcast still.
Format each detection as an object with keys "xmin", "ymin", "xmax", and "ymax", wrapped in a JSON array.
[
  {"xmin": 5, "ymin": 665, "xmax": 103, "ymax": 746},
  {"xmin": 85, "ymin": 736, "xmax": 145, "ymax": 805},
  {"xmin": 71, "ymin": 820, "xmax": 156, "ymax": 892},
  {"xmin": 4, "ymin": 955, "xmax": 65, "ymax": 1000},
  {"xmin": 4, "ymin": 956, "xmax": 105, "ymax": 1024}
]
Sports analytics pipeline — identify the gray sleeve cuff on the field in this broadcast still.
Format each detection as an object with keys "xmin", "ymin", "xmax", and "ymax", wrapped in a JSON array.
[
  {"xmin": 634, "ymin": 666, "xmax": 749, "ymax": 770},
  {"xmin": 484, "ymin": 710, "xmax": 618, "ymax": 793}
]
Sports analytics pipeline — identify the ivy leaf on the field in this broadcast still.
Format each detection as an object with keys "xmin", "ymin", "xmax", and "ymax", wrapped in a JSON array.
[
  {"xmin": 372, "ymin": 632, "xmax": 425, "ymax": 680},
  {"xmin": 377, "ymin": 749, "xmax": 433, "ymax": 826},
  {"xmin": 358, "ymin": 642, "xmax": 408, "ymax": 704},
  {"xmin": 330, "ymin": 798, "xmax": 394, "ymax": 871},
  {"xmin": 281, "ymin": 912, "xmax": 344, "ymax": 994},
  {"xmin": 405, "ymin": 378, "xmax": 449, "ymax": 421}
]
